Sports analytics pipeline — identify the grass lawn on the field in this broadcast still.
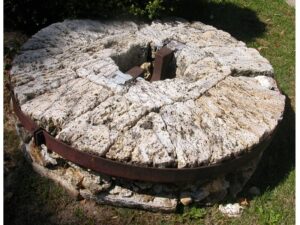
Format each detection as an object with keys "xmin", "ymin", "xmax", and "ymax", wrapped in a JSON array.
[{"xmin": 4, "ymin": 0, "xmax": 295, "ymax": 224}]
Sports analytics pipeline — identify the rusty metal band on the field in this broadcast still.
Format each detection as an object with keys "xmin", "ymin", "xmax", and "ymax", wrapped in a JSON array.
[
  {"xmin": 7, "ymin": 84, "xmax": 39, "ymax": 133},
  {"xmin": 126, "ymin": 66, "xmax": 144, "ymax": 79},
  {"xmin": 7, "ymin": 74, "xmax": 274, "ymax": 184},
  {"xmin": 151, "ymin": 47, "xmax": 174, "ymax": 82}
]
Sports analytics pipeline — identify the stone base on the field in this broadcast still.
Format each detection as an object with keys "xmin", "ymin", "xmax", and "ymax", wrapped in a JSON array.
[{"xmin": 17, "ymin": 123, "xmax": 262, "ymax": 212}]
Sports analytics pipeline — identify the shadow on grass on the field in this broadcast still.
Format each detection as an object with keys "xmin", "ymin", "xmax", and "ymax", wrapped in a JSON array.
[
  {"xmin": 242, "ymin": 93, "xmax": 295, "ymax": 195},
  {"xmin": 168, "ymin": 0, "xmax": 266, "ymax": 43},
  {"xmin": 4, "ymin": 161, "xmax": 61, "ymax": 225}
]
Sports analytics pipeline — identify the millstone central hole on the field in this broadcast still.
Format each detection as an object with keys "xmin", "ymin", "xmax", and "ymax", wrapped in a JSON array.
[{"xmin": 111, "ymin": 43, "xmax": 177, "ymax": 82}]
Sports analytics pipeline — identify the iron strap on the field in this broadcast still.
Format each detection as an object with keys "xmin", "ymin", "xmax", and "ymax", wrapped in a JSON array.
[
  {"xmin": 7, "ymin": 83, "xmax": 39, "ymax": 133},
  {"xmin": 7, "ymin": 73, "xmax": 273, "ymax": 183}
]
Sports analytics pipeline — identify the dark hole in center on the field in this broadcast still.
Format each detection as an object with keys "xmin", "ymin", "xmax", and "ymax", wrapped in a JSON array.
[{"xmin": 111, "ymin": 43, "xmax": 177, "ymax": 82}]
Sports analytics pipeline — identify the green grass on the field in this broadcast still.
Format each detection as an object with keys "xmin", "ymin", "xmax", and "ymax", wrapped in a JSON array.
[
  {"xmin": 4, "ymin": 0, "xmax": 295, "ymax": 224},
  {"xmin": 244, "ymin": 0, "xmax": 295, "ymax": 104}
]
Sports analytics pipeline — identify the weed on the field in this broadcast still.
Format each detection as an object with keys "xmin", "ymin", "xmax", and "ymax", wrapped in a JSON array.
[{"xmin": 183, "ymin": 206, "xmax": 206, "ymax": 220}]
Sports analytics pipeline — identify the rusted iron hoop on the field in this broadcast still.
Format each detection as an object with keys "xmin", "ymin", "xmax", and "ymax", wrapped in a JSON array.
[{"xmin": 6, "ymin": 72, "xmax": 275, "ymax": 184}]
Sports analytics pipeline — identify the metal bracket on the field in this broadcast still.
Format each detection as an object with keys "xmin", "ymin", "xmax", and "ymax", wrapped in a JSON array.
[
  {"xmin": 125, "ymin": 46, "xmax": 174, "ymax": 82},
  {"xmin": 33, "ymin": 128, "xmax": 46, "ymax": 146},
  {"xmin": 151, "ymin": 46, "xmax": 174, "ymax": 82},
  {"xmin": 126, "ymin": 66, "xmax": 144, "ymax": 79}
]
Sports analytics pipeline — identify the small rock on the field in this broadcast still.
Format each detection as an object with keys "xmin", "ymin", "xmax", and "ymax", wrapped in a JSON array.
[
  {"xmin": 140, "ymin": 62, "xmax": 152, "ymax": 80},
  {"xmin": 239, "ymin": 198, "xmax": 249, "ymax": 207},
  {"xmin": 40, "ymin": 144, "xmax": 57, "ymax": 166},
  {"xmin": 109, "ymin": 186, "xmax": 133, "ymax": 197},
  {"xmin": 180, "ymin": 197, "xmax": 193, "ymax": 206},
  {"xmin": 142, "ymin": 195, "xmax": 155, "ymax": 202},
  {"xmin": 219, "ymin": 203, "xmax": 244, "ymax": 217},
  {"xmin": 248, "ymin": 186, "xmax": 261, "ymax": 196},
  {"xmin": 65, "ymin": 167, "xmax": 84, "ymax": 187}
]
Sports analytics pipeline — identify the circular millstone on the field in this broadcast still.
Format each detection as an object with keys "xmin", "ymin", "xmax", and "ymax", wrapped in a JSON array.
[{"xmin": 11, "ymin": 19, "xmax": 285, "ymax": 212}]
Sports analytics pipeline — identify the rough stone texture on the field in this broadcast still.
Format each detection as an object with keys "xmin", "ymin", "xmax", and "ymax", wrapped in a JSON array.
[
  {"xmin": 219, "ymin": 203, "xmax": 244, "ymax": 217},
  {"xmin": 18, "ymin": 131, "xmax": 259, "ymax": 212},
  {"xmin": 11, "ymin": 19, "xmax": 285, "ymax": 211}
]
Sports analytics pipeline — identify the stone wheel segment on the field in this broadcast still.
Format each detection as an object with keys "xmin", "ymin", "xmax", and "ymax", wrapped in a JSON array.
[{"xmin": 11, "ymin": 19, "xmax": 285, "ymax": 170}]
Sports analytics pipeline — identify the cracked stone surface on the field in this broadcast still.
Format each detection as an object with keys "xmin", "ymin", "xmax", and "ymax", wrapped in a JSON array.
[
  {"xmin": 11, "ymin": 19, "xmax": 285, "ymax": 168},
  {"xmin": 11, "ymin": 19, "xmax": 285, "ymax": 211}
]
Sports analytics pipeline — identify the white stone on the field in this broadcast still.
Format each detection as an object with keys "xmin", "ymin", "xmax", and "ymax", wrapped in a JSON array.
[
  {"xmin": 219, "ymin": 203, "xmax": 244, "ymax": 217},
  {"xmin": 11, "ymin": 20, "xmax": 284, "ymax": 168}
]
